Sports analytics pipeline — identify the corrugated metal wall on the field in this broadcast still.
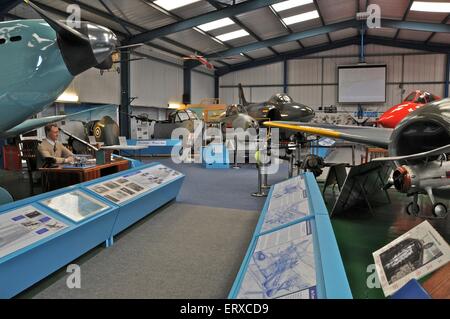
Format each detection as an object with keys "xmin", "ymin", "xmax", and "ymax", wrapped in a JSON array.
[
  {"xmin": 131, "ymin": 55, "xmax": 184, "ymax": 108},
  {"xmin": 191, "ymin": 71, "xmax": 215, "ymax": 104},
  {"xmin": 219, "ymin": 45, "xmax": 448, "ymax": 111},
  {"xmin": 63, "ymin": 68, "xmax": 121, "ymax": 105}
]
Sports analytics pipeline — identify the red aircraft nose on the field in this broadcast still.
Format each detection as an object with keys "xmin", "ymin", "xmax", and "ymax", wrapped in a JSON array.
[{"xmin": 377, "ymin": 114, "xmax": 397, "ymax": 128}]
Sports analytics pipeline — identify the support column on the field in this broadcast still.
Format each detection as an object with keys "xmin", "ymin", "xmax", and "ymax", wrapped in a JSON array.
[
  {"xmin": 214, "ymin": 73, "xmax": 219, "ymax": 100},
  {"xmin": 183, "ymin": 61, "xmax": 192, "ymax": 104},
  {"xmin": 119, "ymin": 49, "xmax": 131, "ymax": 138},
  {"xmin": 283, "ymin": 59, "xmax": 288, "ymax": 94},
  {"xmin": 359, "ymin": 23, "xmax": 366, "ymax": 63},
  {"xmin": 445, "ymin": 53, "xmax": 449, "ymax": 98}
]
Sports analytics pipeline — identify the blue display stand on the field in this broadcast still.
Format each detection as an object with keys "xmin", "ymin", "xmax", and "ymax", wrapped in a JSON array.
[
  {"xmin": 202, "ymin": 144, "xmax": 230, "ymax": 169},
  {"xmin": 126, "ymin": 139, "xmax": 181, "ymax": 156},
  {"xmin": 228, "ymin": 173, "xmax": 352, "ymax": 299},
  {"xmin": 82, "ymin": 162, "xmax": 184, "ymax": 236},
  {"xmin": 310, "ymin": 138, "xmax": 335, "ymax": 159},
  {"xmin": 0, "ymin": 162, "xmax": 184, "ymax": 298},
  {"xmin": 0, "ymin": 186, "xmax": 118, "ymax": 298}
]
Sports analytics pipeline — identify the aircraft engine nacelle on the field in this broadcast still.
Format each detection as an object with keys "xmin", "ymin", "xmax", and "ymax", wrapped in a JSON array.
[
  {"xmin": 389, "ymin": 99, "xmax": 450, "ymax": 164},
  {"xmin": 393, "ymin": 165, "xmax": 415, "ymax": 193}
]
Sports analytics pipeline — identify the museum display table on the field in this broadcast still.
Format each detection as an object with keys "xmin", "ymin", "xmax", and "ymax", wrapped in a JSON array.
[
  {"xmin": 39, "ymin": 159, "xmax": 130, "ymax": 192},
  {"xmin": 0, "ymin": 162, "xmax": 184, "ymax": 298},
  {"xmin": 229, "ymin": 173, "xmax": 352, "ymax": 299}
]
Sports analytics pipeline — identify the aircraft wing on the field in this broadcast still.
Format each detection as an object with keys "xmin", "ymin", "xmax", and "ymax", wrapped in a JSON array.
[
  {"xmin": 264, "ymin": 121, "xmax": 393, "ymax": 149},
  {"xmin": 2, "ymin": 105, "xmax": 112, "ymax": 138},
  {"xmin": 372, "ymin": 143, "xmax": 450, "ymax": 162}
]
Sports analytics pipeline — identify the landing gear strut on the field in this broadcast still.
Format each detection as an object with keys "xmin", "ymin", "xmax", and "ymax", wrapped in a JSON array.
[
  {"xmin": 406, "ymin": 193, "xmax": 420, "ymax": 216},
  {"xmin": 425, "ymin": 187, "xmax": 448, "ymax": 218},
  {"xmin": 407, "ymin": 188, "xmax": 448, "ymax": 218}
]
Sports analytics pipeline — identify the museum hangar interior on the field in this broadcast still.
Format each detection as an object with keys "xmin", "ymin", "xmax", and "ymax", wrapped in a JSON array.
[{"xmin": 0, "ymin": 0, "xmax": 449, "ymax": 300}]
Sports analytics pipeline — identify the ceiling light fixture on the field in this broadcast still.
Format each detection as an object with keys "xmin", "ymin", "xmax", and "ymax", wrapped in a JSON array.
[
  {"xmin": 282, "ymin": 10, "xmax": 319, "ymax": 25},
  {"xmin": 216, "ymin": 29, "xmax": 250, "ymax": 42},
  {"xmin": 197, "ymin": 18, "xmax": 234, "ymax": 31},
  {"xmin": 410, "ymin": 1, "xmax": 450, "ymax": 13},
  {"xmin": 272, "ymin": 0, "xmax": 314, "ymax": 13},
  {"xmin": 153, "ymin": 0, "xmax": 201, "ymax": 11}
]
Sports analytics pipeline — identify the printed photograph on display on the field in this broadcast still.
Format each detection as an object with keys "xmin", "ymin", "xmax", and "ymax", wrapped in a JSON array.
[
  {"xmin": 0, "ymin": 206, "xmax": 67, "ymax": 259},
  {"xmin": 373, "ymin": 221, "xmax": 450, "ymax": 296},
  {"xmin": 87, "ymin": 164, "xmax": 182, "ymax": 204}
]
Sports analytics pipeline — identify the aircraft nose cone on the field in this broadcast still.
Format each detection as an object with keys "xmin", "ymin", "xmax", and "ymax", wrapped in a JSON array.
[
  {"xmin": 290, "ymin": 105, "xmax": 315, "ymax": 122},
  {"xmin": 86, "ymin": 24, "xmax": 119, "ymax": 64},
  {"xmin": 377, "ymin": 115, "xmax": 395, "ymax": 128}
]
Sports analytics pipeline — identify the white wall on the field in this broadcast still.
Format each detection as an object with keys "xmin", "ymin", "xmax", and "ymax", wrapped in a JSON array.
[
  {"xmin": 130, "ymin": 55, "xmax": 183, "ymax": 108},
  {"xmin": 61, "ymin": 68, "xmax": 121, "ymax": 105},
  {"xmin": 191, "ymin": 72, "xmax": 215, "ymax": 104},
  {"xmin": 219, "ymin": 45, "xmax": 448, "ymax": 112}
]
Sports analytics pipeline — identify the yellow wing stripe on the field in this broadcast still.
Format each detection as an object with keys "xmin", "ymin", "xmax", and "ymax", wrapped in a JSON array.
[{"xmin": 263, "ymin": 121, "xmax": 342, "ymax": 138}]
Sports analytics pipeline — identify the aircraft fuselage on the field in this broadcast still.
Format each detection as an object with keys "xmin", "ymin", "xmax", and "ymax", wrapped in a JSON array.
[
  {"xmin": 0, "ymin": 19, "xmax": 73, "ymax": 133},
  {"xmin": 246, "ymin": 101, "xmax": 315, "ymax": 123}
]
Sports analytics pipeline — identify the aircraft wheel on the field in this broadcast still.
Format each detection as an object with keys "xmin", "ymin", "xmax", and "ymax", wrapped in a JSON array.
[
  {"xmin": 406, "ymin": 202, "xmax": 420, "ymax": 216},
  {"xmin": 432, "ymin": 203, "xmax": 448, "ymax": 218}
]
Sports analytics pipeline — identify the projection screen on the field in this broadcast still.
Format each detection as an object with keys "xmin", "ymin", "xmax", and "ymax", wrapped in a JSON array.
[{"xmin": 338, "ymin": 64, "xmax": 386, "ymax": 103}]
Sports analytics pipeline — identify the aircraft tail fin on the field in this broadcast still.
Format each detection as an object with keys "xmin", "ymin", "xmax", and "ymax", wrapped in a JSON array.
[{"xmin": 238, "ymin": 83, "xmax": 248, "ymax": 106}]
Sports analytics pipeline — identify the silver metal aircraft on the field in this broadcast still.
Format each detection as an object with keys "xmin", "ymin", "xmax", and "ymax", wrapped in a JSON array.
[
  {"xmin": 265, "ymin": 98, "xmax": 450, "ymax": 218},
  {"xmin": 215, "ymin": 104, "xmax": 259, "ymax": 132}
]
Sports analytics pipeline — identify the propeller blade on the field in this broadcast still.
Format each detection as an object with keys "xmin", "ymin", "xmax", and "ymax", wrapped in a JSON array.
[
  {"xmin": 24, "ymin": 0, "xmax": 89, "ymax": 45},
  {"xmin": 25, "ymin": 0, "xmax": 118, "ymax": 76}
]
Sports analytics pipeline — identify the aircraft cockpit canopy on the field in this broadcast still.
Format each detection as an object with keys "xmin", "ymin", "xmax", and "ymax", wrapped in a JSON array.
[
  {"xmin": 168, "ymin": 109, "xmax": 198, "ymax": 123},
  {"xmin": 225, "ymin": 104, "xmax": 247, "ymax": 117},
  {"xmin": 268, "ymin": 93, "xmax": 293, "ymax": 104}
]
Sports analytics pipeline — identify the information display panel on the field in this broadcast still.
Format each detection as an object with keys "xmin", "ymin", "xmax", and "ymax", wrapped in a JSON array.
[
  {"xmin": 87, "ymin": 164, "xmax": 182, "ymax": 204},
  {"xmin": 236, "ymin": 220, "xmax": 317, "ymax": 299},
  {"xmin": 40, "ymin": 190, "xmax": 109, "ymax": 223},
  {"xmin": 0, "ymin": 205, "xmax": 67, "ymax": 259},
  {"xmin": 261, "ymin": 176, "xmax": 310, "ymax": 233}
]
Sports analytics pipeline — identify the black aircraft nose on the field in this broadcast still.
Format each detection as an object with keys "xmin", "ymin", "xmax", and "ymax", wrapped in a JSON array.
[{"xmin": 285, "ymin": 104, "xmax": 315, "ymax": 122}]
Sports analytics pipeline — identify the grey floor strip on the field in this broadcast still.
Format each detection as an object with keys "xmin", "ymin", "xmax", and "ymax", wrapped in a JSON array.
[{"xmin": 19, "ymin": 203, "xmax": 259, "ymax": 299}]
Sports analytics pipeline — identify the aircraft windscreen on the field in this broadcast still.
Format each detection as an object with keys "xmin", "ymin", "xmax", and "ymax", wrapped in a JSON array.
[
  {"xmin": 269, "ymin": 94, "xmax": 293, "ymax": 104},
  {"xmin": 404, "ymin": 92, "xmax": 417, "ymax": 102}
]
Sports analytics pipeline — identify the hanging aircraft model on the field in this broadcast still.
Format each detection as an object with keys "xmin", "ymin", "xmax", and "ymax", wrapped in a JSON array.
[
  {"xmin": 0, "ymin": 0, "xmax": 121, "ymax": 138},
  {"xmin": 182, "ymin": 52, "xmax": 237, "ymax": 70},
  {"xmin": 265, "ymin": 98, "xmax": 450, "ymax": 218},
  {"xmin": 377, "ymin": 90, "xmax": 441, "ymax": 128}
]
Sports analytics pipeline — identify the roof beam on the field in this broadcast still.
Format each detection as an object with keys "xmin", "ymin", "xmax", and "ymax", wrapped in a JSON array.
[
  {"xmin": 16, "ymin": 1, "xmax": 186, "ymax": 59},
  {"xmin": 142, "ymin": 1, "xmax": 237, "ymax": 66},
  {"xmin": 216, "ymin": 34, "xmax": 450, "ymax": 76},
  {"xmin": 268, "ymin": 5, "xmax": 304, "ymax": 49},
  {"xmin": 383, "ymin": 19, "xmax": 450, "ymax": 33},
  {"xmin": 57, "ymin": 0, "xmax": 201, "ymax": 57},
  {"xmin": 97, "ymin": 0, "xmax": 132, "ymax": 35},
  {"xmin": 208, "ymin": 19, "xmax": 360, "ymax": 59},
  {"xmin": 393, "ymin": 0, "xmax": 413, "ymax": 40},
  {"xmin": 208, "ymin": 18, "xmax": 450, "ymax": 59},
  {"xmin": 0, "ymin": 0, "xmax": 22, "ymax": 17},
  {"xmin": 125, "ymin": 0, "xmax": 287, "ymax": 45},
  {"xmin": 205, "ymin": 0, "xmax": 280, "ymax": 56},
  {"xmin": 313, "ymin": 0, "xmax": 332, "ymax": 43},
  {"xmin": 365, "ymin": 35, "xmax": 450, "ymax": 53},
  {"xmin": 425, "ymin": 14, "xmax": 450, "ymax": 44},
  {"xmin": 216, "ymin": 37, "xmax": 361, "ymax": 75}
]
